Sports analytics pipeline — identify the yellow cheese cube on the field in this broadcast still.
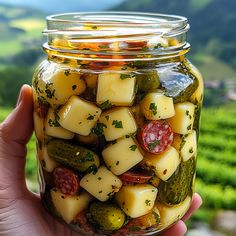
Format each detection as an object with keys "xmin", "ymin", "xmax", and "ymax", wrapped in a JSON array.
[
  {"xmin": 33, "ymin": 111, "xmax": 44, "ymax": 140},
  {"xmin": 144, "ymin": 146, "xmax": 180, "ymax": 181},
  {"xmin": 96, "ymin": 72, "xmax": 135, "ymax": 106},
  {"xmin": 167, "ymin": 102, "xmax": 195, "ymax": 134},
  {"xmin": 37, "ymin": 145, "xmax": 59, "ymax": 172},
  {"xmin": 158, "ymin": 196, "xmax": 191, "ymax": 226},
  {"xmin": 99, "ymin": 107, "xmax": 137, "ymax": 141},
  {"xmin": 141, "ymin": 92, "xmax": 175, "ymax": 120},
  {"xmin": 115, "ymin": 184, "xmax": 158, "ymax": 218},
  {"xmin": 51, "ymin": 188, "xmax": 93, "ymax": 224},
  {"xmin": 172, "ymin": 131, "xmax": 197, "ymax": 162},
  {"xmin": 102, "ymin": 137, "xmax": 143, "ymax": 175},
  {"xmin": 189, "ymin": 66, "xmax": 204, "ymax": 104},
  {"xmin": 58, "ymin": 96, "xmax": 102, "ymax": 136},
  {"xmin": 37, "ymin": 69, "xmax": 86, "ymax": 106},
  {"xmin": 80, "ymin": 166, "xmax": 122, "ymax": 202},
  {"xmin": 45, "ymin": 108, "xmax": 74, "ymax": 139}
]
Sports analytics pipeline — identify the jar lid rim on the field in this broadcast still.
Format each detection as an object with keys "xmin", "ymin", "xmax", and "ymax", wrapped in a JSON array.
[{"xmin": 46, "ymin": 11, "xmax": 187, "ymax": 24}]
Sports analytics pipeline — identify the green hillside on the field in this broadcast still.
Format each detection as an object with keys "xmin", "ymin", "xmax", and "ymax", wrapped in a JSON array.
[
  {"xmin": 112, "ymin": 0, "xmax": 236, "ymax": 80},
  {"xmin": 0, "ymin": 4, "xmax": 45, "ymax": 58}
]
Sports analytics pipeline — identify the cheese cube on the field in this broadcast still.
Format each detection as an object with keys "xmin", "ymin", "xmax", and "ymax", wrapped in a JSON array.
[
  {"xmin": 58, "ymin": 96, "xmax": 102, "ymax": 136},
  {"xmin": 189, "ymin": 66, "xmax": 204, "ymax": 104},
  {"xmin": 33, "ymin": 111, "xmax": 44, "ymax": 140},
  {"xmin": 158, "ymin": 196, "xmax": 191, "ymax": 226},
  {"xmin": 96, "ymin": 72, "xmax": 135, "ymax": 106},
  {"xmin": 80, "ymin": 166, "xmax": 122, "ymax": 202},
  {"xmin": 51, "ymin": 188, "xmax": 93, "ymax": 224},
  {"xmin": 115, "ymin": 184, "xmax": 158, "ymax": 218},
  {"xmin": 36, "ymin": 69, "xmax": 86, "ymax": 106},
  {"xmin": 167, "ymin": 102, "xmax": 195, "ymax": 134},
  {"xmin": 99, "ymin": 107, "xmax": 137, "ymax": 141},
  {"xmin": 102, "ymin": 137, "xmax": 143, "ymax": 175},
  {"xmin": 141, "ymin": 92, "xmax": 175, "ymax": 120},
  {"xmin": 45, "ymin": 108, "xmax": 74, "ymax": 139},
  {"xmin": 172, "ymin": 131, "xmax": 197, "ymax": 162},
  {"xmin": 144, "ymin": 146, "xmax": 180, "ymax": 181},
  {"xmin": 37, "ymin": 145, "xmax": 59, "ymax": 172}
]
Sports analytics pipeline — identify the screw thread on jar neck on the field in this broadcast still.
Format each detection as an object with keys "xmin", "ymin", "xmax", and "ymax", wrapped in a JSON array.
[{"xmin": 43, "ymin": 12, "xmax": 190, "ymax": 61}]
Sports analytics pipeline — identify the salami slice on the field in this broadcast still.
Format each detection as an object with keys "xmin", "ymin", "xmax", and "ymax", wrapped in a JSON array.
[
  {"xmin": 138, "ymin": 121, "xmax": 173, "ymax": 154},
  {"xmin": 53, "ymin": 167, "xmax": 80, "ymax": 195}
]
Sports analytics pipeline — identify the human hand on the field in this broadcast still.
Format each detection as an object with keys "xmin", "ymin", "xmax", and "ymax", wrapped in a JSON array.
[{"xmin": 0, "ymin": 85, "xmax": 202, "ymax": 236}]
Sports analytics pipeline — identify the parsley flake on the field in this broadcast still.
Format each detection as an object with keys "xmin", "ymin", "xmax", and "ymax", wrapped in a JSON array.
[
  {"xmin": 149, "ymin": 103, "xmax": 157, "ymax": 115},
  {"xmin": 145, "ymin": 199, "xmax": 151, "ymax": 206},
  {"xmin": 148, "ymin": 139, "xmax": 160, "ymax": 151},
  {"xmin": 129, "ymin": 145, "xmax": 137, "ymax": 151},
  {"xmin": 87, "ymin": 114, "xmax": 95, "ymax": 120},
  {"xmin": 112, "ymin": 120, "xmax": 123, "ymax": 128},
  {"xmin": 100, "ymin": 100, "xmax": 112, "ymax": 110}
]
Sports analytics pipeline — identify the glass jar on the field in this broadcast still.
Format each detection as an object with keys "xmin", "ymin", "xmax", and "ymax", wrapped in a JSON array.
[{"xmin": 32, "ymin": 12, "xmax": 203, "ymax": 236}]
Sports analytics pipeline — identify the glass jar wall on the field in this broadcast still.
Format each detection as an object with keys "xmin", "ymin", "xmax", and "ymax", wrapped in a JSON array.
[{"xmin": 32, "ymin": 12, "xmax": 203, "ymax": 235}]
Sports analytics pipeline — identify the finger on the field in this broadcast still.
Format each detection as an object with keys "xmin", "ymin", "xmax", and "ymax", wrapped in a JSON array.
[
  {"xmin": 182, "ymin": 193, "xmax": 203, "ymax": 221},
  {"xmin": 0, "ymin": 85, "xmax": 33, "ymax": 198},
  {"xmin": 161, "ymin": 220, "xmax": 187, "ymax": 236},
  {"xmin": 1, "ymin": 84, "xmax": 33, "ymax": 144}
]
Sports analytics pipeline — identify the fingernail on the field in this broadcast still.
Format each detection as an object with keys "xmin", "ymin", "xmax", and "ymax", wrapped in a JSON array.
[{"xmin": 16, "ymin": 86, "xmax": 24, "ymax": 107}]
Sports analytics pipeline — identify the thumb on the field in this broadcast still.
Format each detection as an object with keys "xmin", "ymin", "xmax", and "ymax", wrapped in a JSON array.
[
  {"xmin": 0, "ymin": 85, "xmax": 33, "ymax": 198},
  {"xmin": 1, "ymin": 84, "xmax": 33, "ymax": 144}
]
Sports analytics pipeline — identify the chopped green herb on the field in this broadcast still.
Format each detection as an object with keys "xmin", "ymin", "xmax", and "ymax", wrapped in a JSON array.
[
  {"xmin": 98, "ymin": 190, "xmax": 103, "ymax": 193},
  {"xmin": 72, "ymin": 85, "xmax": 77, "ymax": 90},
  {"xmin": 189, "ymin": 147, "xmax": 194, "ymax": 153},
  {"xmin": 125, "ymin": 135, "xmax": 130, "ymax": 138},
  {"xmin": 45, "ymin": 89, "xmax": 55, "ymax": 99},
  {"xmin": 186, "ymin": 110, "xmax": 190, "ymax": 116},
  {"xmin": 145, "ymin": 199, "xmax": 151, "ymax": 206},
  {"xmin": 91, "ymin": 123, "xmax": 107, "ymax": 135},
  {"xmin": 129, "ymin": 145, "xmax": 137, "ymax": 151},
  {"xmin": 141, "ymin": 46, "xmax": 149, "ymax": 51},
  {"xmin": 105, "ymin": 115, "xmax": 109, "ymax": 121},
  {"xmin": 112, "ymin": 120, "xmax": 123, "ymax": 128},
  {"xmin": 116, "ymin": 161, "xmax": 120, "ymax": 166},
  {"xmin": 111, "ymin": 140, "xmax": 117, "ymax": 145},
  {"xmin": 152, "ymin": 211, "xmax": 160, "ymax": 224},
  {"xmin": 97, "ymin": 177, "xmax": 102, "ymax": 180},
  {"xmin": 120, "ymin": 73, "xmax": 135, "ymax": 80},
  {"xmin": 154, "ymin": 43, "xmax": 162, "ymax": 49},
  {"xmin": 129, "ymin": 226, "xmax": 141, "ymax": 232},
  {"xmin": 64, "ymin": 70, "xmax": 70, "ymax": 76},
  {"xmin": 179, "ymin": 139, "xmax": 186, "ymax": 151},
  {"xmin": 99, "ymin": 44, "xmax": 109, "ymax": 49},
  {"xmin": 87, "ymin": 164, "xmax": 98, "ymax": 175},
  {"xmin": 187, "ymin": 124, "xmax": 192, "ymax": 131},
  {"xmin": 79, "ymin": 152, "xmax": 94, "ymax": 162},
  {"xmin": 48, "ymin": 111, "xmax": 60, "ymax": 127},
  {"xmin": 87, "ymin": 114, "xmax": 95, "ymax": 120},
  {"xmin": 100, "ymin": 100, "xmax": 112, "ymax": 110},
  {"xmin": 149, "ymin": 102, "xmax": 157, "ymax": 115},
  {"xmin": 148, "ymin": 139, "xmax": 160, "ymax": 151}
]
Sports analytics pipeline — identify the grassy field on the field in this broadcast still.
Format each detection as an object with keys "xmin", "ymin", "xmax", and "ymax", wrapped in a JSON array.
[{"xmin": 1, "ymin": 103, "xmax": 236, "ymax": 223}]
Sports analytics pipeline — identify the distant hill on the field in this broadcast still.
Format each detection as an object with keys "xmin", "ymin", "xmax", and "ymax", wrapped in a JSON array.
[
  {"xmin": 112, "ymin": 0, "xmax": 236, "ymax": 73},
  {"xmin": 0, "ymin": 0, "xmax": 124, "ymax": 13}
]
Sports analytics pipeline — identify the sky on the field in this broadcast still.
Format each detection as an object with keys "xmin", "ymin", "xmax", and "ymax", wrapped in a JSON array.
[{"xmin": 0, "ymin": 0, "xmax": 124, "ymax": 13}]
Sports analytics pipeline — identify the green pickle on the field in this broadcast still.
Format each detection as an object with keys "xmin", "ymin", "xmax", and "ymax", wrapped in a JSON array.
[
  {"xmin": 136, "ymin": 70, "xmax": 160, "ymax": 92},
  {"xmin": 33, "ymin": 12, "xmax": 203, "ymax": 236},
  {"xmin": 89, "ymin": 202, "xmax": 126, "ymax": 231},
  {"xmin": 47, "ymin": 138, "xmax": 100, "ymax": 173},
  {"xmin": 159, "ymin": 157, "xmax": 196, "ymax": 205}
]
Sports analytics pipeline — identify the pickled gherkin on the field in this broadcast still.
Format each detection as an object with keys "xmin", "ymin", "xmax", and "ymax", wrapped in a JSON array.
[
  {"xmin": 136, "ymin": 70, "xmax": 160, "ymax": 92},
  {"xmin": 159, "ymin": 157, "xmax": 196, "ymax": 205},
  {"xmin": 159, "ymin": 63, "xmax": 199, "ymax": 103},
  {"xmin": 89, "ymin": 202, "xmax": 126, "ymax": 231},
  {"xmin": 47, "ymin": 138, "xmax": 100, "ymax": 173}
]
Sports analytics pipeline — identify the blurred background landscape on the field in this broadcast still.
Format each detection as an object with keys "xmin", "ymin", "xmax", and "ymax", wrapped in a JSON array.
[{"xmin": 0, "ymin": 0, "xmax": 235, "ymax": 235}]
